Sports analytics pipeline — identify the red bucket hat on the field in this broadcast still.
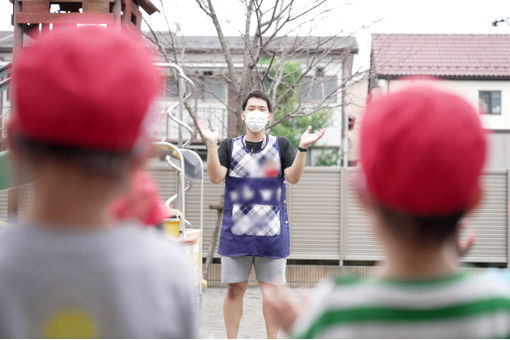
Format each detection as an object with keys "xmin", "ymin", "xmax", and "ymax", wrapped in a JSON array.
[
  {"xmin": 11, "ymin": 23, "xmax": 161, "ymax": 152},
  {"xmin": 359, "ymin": 84, "xmax": 487, "ymax": 215}
]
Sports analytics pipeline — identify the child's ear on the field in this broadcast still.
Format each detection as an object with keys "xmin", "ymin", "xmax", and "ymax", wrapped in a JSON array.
[{"xmin": 455, "ymin": 218, "xmax": 476, "ymax": 257}]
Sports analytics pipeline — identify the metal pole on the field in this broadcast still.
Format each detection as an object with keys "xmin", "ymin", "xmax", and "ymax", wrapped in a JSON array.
[
  {"xmin": 165, "ymin": 110, "xmax": 169, "ymax": 141},
  {"xmin": 341, "ymin": 59, "xmax": 349, "ymax": 168},
  {"xmin": 342, "ymin": 112, "xmax": 349, "ymax": 168},
  {"xmin": 178, "ymin": 77, "xmax": 184, "ymax": 148}
]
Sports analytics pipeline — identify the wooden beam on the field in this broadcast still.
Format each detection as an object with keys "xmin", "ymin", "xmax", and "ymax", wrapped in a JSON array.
[
  {"xmin": 83, "ymin": 0, "xmax": 110, "ymax": 13},
  {"xmin": 16, "ymin": 12, "xmax": 116, "ymax": 24},
  {"xmin": 20, "ymin": 0, "xmax": 114, "ymax": 2},
  {"xmin": 138, "ymin": 0, "xmax": 158, "ymax": 15},
  {"xmin": 21, "ymin": 1, "xmax": 50, "ymax": 13}
]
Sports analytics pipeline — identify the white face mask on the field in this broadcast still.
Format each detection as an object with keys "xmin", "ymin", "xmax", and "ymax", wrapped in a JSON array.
[{"xmin": 244, "ymin": 110, "xmax": 269, "ymax": 133}]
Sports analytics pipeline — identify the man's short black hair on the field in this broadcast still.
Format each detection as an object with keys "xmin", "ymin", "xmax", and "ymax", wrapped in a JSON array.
[
  {"xmin": 13, "ymin": 133, "xmax": 134, "ymax": 179},
  {"xmin": 242, "ymin": 90, "xmax": 273, "ymax": 113},
  {"xmin": 375, "ymin": 202, "xmax": 463, "ymax": 246}
]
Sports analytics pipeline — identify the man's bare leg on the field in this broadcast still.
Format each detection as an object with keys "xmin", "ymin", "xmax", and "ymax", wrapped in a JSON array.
[
  {"xmin": 259, "ymin": 281, "xmax": 280, "ymax": 338},
  {"xmin": 224, "ymin": 281, "xmax": 249, "ymax": 338}
]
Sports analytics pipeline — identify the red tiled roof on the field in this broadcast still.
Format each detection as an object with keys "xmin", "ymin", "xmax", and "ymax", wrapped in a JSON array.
[{"xmin": 371, "ymin": 34, "xmax": 510, "ymax": 78}]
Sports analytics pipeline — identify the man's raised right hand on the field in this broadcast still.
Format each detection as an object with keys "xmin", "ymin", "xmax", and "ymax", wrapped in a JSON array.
[{"xmin": 197, "ymin": 119, "xmax": 219, "ymax": 145}]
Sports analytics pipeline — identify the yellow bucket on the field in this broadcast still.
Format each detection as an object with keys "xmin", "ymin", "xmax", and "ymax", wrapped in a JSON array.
[{"xmin": 163, "ymin": 218, "xmax": 181, "ymax": 238}]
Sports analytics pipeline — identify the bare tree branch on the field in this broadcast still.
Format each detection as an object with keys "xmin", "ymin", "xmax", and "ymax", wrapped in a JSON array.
[
  {"xmin": 145, "ymin": 0, "xmax": 380, "ymax": 137},
  {"xmin": 239, "ymin": 0, "xmax": 256, "ymax": 99},
  {"xmin": 195, "ymin": 0, "xmax": 240, "ymax": 94},
  {"xmin": 157, "ymin": 0, "xmax": 180, "ymax": 64},
  {"xmin": 194, "ymin": 0, "xmax": 212, "ymax": 16},
  {"xmin": 143, "ymin": 18, "xmax": 208, "ymax": 144}
]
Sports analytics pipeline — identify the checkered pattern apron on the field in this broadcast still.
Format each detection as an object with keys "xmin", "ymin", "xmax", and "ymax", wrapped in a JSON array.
[{"xmin": 218, "ymin": 135, "xmax": 290, "ymax": 258}]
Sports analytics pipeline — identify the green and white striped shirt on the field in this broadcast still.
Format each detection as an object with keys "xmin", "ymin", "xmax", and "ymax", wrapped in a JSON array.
[{"xmin": 291, "ymin": 271, "xmax": 510, "ymax": 338}]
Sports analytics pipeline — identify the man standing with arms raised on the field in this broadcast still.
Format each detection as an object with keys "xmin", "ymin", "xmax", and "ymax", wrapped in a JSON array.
[{"xmin": 198, "ymin": 90, "xmax": 325, "ymax": 338}]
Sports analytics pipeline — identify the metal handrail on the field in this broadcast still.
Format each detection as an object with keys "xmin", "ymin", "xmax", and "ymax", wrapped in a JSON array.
[
  {"xmin": 0, "ymin": 63, "xmax": 11, "ymax": 78},
  {"xmin": 179, "ymin": 149, "xmax": 204, "ymax": 232},
  {"xmin": 167, "ymin": 108, "xmax": 194, "ymax": 147},
  {"xmin": 0, "ymin": 78, "xmax": 10, "ymax": 92},
  {"xmin": 156, "ymin": 62, "xmax": 195, "ymax": 98},
  {"xmin": 157, "ymin": 63, "xmax": 196, "ymax": 145},
  {"xmin": 154, "ymin": 141, "xmax": 187, "ymax": 233},
  {"xmin": 0, "ymin": 63, "xmax": 11, "ymax": 93}
]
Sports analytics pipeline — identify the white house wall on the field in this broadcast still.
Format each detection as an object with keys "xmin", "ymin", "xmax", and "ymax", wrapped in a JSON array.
[
  {"xmin": 345, "ymin": 77, "xmax": 368, "ymax": 162},
  {"xmin": 292, "ymin": 57, "xmax": 349, "ymax": 149},
  {"xmin": 386, "ymin": 79, "xmax": 510, "ymax": 130},
  {"xmin": 378, "ymin": 78, "xmax": 510, "ymax": 170}
]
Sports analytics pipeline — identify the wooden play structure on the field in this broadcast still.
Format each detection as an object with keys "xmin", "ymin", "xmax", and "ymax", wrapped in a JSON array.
[
  {"xmin": 9, "ymin": 0, "xmax": 158, "ymax": 52},
  {"xmin": 3, "ymin": 0, "xmax": 159, "ymax": 214}
]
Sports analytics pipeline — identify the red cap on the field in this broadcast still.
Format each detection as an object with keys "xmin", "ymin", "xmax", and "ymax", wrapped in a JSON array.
[
  {"xmin": 359, "ymin": 84, "xmax": 487, "ymax": 215},
  {"xmin": 11, "ymin": 24, "xmax": 161, "ymax": 151},
  {"xmin": 109, "ymin": 171, "xmax": 170, "ymax": 226}
]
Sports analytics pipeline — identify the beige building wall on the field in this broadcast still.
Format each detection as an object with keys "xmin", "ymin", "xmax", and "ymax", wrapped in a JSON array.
[{"xmin": 345, "ymin": 76, "xmax": 368, "ymax": 163}]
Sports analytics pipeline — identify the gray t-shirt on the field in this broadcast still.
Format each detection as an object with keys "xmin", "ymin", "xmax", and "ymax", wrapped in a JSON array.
[{"xmin": 0, "ymin": 222, "xmax": 199, "ymax": 338}]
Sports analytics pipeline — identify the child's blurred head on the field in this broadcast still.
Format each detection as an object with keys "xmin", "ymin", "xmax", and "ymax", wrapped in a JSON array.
[
  {"xmin": 357, "ymin": 83, "xmax": 486, "ymax": 246},
  {"xmin": 9, "ymin": 24, "xmax": 161, "ymax": 181}
]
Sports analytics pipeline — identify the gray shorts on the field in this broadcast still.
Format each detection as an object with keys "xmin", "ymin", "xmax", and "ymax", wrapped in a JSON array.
[{"xmin": 221, "ymin": 256, "xmax": 287, "ymax": 284}]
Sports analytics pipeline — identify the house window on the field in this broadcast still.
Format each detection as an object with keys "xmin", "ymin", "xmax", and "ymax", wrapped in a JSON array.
[
  {"xmin": 166, "ymin": 75, "xmax": 225, "ymax": 101},
  {"xmin": 299, "ymin": 76, "xmax": 338, "ymax": 102},
  {"xmin": 479, "ymin": 90, "xmax": 501, "ymax": 115},
  {"xmin": 198, "ymin": 76, "xmax": 225, "ymax": 101}
]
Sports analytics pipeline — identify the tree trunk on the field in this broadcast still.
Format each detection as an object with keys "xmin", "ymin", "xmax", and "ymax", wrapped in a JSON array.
[{"xmin": 235, "ymin": 101, "xmax": 245, "ymax": 136}]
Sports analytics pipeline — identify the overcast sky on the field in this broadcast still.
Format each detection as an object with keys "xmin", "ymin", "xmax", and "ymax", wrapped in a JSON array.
[{"xmin": 1, "ymin": 0, "xmax": 509, "ymax": 70}]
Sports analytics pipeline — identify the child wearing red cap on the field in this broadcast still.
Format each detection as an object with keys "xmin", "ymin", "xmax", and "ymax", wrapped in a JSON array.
[
  {"xmin": 262, "ymin": 84, "xmax": 510, "ymax": 338},
  {"xmin": 0, "ymin": 25, "xmax": 198, "ymax": 337},
  {"xmin": 109, "ymin": 170, "xmax": 170, "ymax": 227}
]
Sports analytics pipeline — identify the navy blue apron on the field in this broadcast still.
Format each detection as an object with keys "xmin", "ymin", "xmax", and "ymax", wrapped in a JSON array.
[{"xmin": 218, "ymin": 135, "xmax": 290, "ymax": 258}]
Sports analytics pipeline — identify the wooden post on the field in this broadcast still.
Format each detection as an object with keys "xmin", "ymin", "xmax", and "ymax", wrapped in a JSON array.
[
  {"xmin": 123, "ymin": 0, "xmax": 132, "ymax": 23},
  {"xmin": 203, "ymin": 194, "xmax": 224, "ymax": 281},
  {"xmin": 9, "ymin": 0, "xmax": 22, "ymax": 218},
  {"xmin": 12, "ymin": 0, "xmax": 23, "ymax": 56},
  {"xmin": 113, "ymin": 0, "xmax": 122, "ymax": 29}
]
